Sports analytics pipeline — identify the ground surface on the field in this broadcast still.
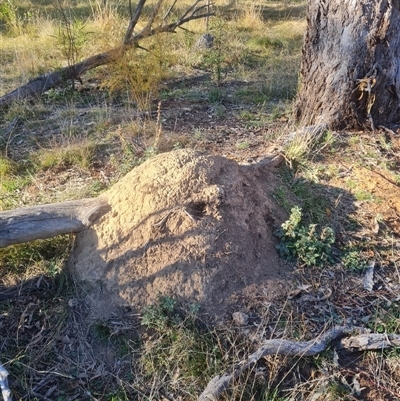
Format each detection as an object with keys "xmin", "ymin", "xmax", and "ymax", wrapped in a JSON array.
[
  {"xmin": 1, "ymin": 1, "xmax": 400, "ymax": 400},
  {"xmin": 2, "ymin": 81, "xmax": 400, "ymax": 400}
]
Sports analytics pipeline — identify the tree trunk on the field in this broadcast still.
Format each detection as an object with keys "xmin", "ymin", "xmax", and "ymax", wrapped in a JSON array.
[
  {"xmin": 0, "ymin": 197, "xmax": 109, "ymax": 248},
  {"xmin": 295, "ymin": 0, "xmax": 400, "ymax": 131}
]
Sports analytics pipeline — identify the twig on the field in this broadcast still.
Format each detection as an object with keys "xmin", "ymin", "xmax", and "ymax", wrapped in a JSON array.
[
  {"xmin": 0, "ymin": 362, "xmax": 12, "ymax": 401},
  {"xmin": 123, "ymin": 0, "xmax": 147, "ymax": 44},
  {"xmin": 163, "ymin": 0, "xmax": 177, "ymax": 20},
  {"xmin": 198, "ymin": 326, "xmax": 400, "ymax": 401},
  {"xmin": 153, "ymin": 206, "xmax": 180, "ymax": 229}
]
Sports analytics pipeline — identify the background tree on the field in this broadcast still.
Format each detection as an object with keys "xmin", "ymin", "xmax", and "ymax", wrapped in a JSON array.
[
  {"xmin": 295, "ymin": 0, "xmax": 400, "ymax": 131},
  {"xmin": 0, "ymin": 0, "xmax": 213, "ymax": 109}
]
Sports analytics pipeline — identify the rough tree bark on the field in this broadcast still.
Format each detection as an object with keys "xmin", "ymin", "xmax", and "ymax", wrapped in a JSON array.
[
  {"xmin": 0, "ymin": 0, "xmax": 213, "ymax": 109},
  {"xmin": 295, "ymin": 0, "xmax": 400, "ymax": 131}
]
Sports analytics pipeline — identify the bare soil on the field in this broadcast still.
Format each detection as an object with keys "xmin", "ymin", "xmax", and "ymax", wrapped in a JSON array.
[{"xmin": 68, "ymin": 149, "xmax": 291, "ymax": 321}]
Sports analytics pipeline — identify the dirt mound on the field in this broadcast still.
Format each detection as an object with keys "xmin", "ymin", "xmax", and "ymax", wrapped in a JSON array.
[{"xmin": 68, "ymin": 149, "xmax": 291, "ymax": 320}]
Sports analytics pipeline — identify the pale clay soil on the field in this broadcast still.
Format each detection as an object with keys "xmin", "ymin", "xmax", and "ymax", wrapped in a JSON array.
[{"xmin": 68, "ymin": 149, "xmax": 292, "ymax": 321}]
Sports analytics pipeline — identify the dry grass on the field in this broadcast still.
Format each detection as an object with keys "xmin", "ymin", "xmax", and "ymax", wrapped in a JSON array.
[{"xmin": 1, "ymin": 1, "xmax": 400, "ymax": 400}]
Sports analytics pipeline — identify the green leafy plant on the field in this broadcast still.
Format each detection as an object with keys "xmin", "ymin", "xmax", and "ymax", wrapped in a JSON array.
[
  {"xmin": 341, "ymin": 249, "xmax": 368, "ymax": 272},
  {"xmin": 276, "ymin": 206, "xmax": 335, "ymax": 267},
  {"xmin": 55, "ymin": 2, "xmax": 89, "ymax": 72},
  {"xmin": 141, "ymin": 296, "xmax": 178, "ymax": 330},
  {"xmin": 0, "ymin": 0, "xmax": 17, "ymax": 33}
]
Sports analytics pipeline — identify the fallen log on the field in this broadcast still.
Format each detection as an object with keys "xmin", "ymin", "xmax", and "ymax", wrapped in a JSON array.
[
  {"xmin": 0, "ymin": 197, "xmax": 110, "ymax": 248},
  {"xmin": 0, "ymin": 47, "xmax": 123, "ymax": 109},
  {"xmin": 0, "ymin": 0, "xmax": 213, "ymax": 109},
  {"xmin": 198, "ymin": 326, "xmax": 400, "ymax": 401}
]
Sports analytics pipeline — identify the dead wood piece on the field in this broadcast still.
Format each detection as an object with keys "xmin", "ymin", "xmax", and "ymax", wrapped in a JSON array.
[
  {"xmin": 0, "ymin": 197, "xmax": 110, "ymax": 248},
  {"xmin": 0, "ymin": 363, "xmax": 11, "ymax": 401},
  {"xmin": 198, "ymin": 326, "xmax": 400, "ymax": 401},
  {"xmin": 338, "ymin": 333, "xmax": 400, "ymax": 351}
]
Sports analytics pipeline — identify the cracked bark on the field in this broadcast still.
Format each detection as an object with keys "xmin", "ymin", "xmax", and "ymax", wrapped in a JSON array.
[{"xmin": 295, "ymin": 0, "xmax": 400, "ymax": 130}]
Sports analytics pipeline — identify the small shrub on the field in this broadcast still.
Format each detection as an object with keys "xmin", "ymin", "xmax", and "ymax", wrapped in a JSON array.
[
  {"xmin": 103, "ymin": 35, "xmax": 174, "ymax": 111},
  {"xmin": 141, "ymin": 296, "xmax": 178, "ymax": 330},
  {"xmin": 341, "ymin": 249, "xmax": 368, "ymax": 272},
  {"xmin": 276, "ymin": 206, "xmax": 335, "ymax": 267}
]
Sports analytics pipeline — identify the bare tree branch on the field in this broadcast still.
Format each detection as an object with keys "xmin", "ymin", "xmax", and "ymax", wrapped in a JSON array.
[
  {"xmin": 179, "ymin": 0, "xmax": 203, "ymax": 21},
  {"xmin": 126, "ymin": 10, "xmax": 214, "ymax": 44},
  {"xmin": 0, "ymin": 0, "xmax": 214, "ymax": 109},
  {"xmin": 140, "ymin": 0, "xmax": 165, "ymax": 37},
  {"xmin": 198, "ymin": 326, "xmax": 400, "ymax": 401},
  {"xmin": 163, "ymin": 0, "xmax": 178, "ymax": 21},
  {"xmin": 123, "ymin": 0, "xmax": 147, "ymax": 45}
]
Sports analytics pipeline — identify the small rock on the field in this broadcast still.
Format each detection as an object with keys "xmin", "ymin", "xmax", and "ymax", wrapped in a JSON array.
[
  {"xmin": 196, "ymin": 33, "xmax": 214, "ymax": 49},
  {"xmin": 232, "ymin": 311, "xmax": 249, "ymax": 326}
]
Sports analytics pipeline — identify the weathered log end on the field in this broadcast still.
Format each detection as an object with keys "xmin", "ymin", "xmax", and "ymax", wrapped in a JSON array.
[{"xmin": 0, "ymin": 197, "xmax": 110, "ymax": 248}]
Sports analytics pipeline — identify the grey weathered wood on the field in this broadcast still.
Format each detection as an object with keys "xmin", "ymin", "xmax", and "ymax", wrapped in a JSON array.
[
  {"xmin": 198, "ymin": 326, "xmax": 400, "ymax": 401},
  {"xmin": 0, "ymin": 362, "xmax": 11, "ymax": 401},
  {"xmin": 0, "ymin": 197, "xmax": 110, "ymax": 248}
]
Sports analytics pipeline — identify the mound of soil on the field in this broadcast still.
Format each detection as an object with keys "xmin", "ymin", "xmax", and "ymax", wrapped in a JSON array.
[{"xmin": 68, "ymin": 149, "xmax": 291, "ymax": 320}]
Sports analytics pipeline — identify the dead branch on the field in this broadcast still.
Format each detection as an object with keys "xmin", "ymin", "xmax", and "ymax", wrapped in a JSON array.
[
  {"xmin": 198, "ymin": 326, "xmax": 400, "ymax": 401},
  {"xmin": 0, "ymin": 0, "xmax": 214, "ymax": 109},
  {"xmin": 0, "ymin": 363, "xmax": 11, "ymax": 401},
  {"xmin": 0, "ymin": 197, "xmax": 110, "ymax": 248},
  {"xmin": 123, "ymin": 0, "xmax": 147, "ymax": 45},
  {"xmin": 338, "ymin": 333, "xmax": 400, "ymax": 350}
]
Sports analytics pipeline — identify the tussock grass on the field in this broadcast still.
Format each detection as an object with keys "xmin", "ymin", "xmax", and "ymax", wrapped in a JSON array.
[{"xmin": 34, "ymin": 140, "xmax": 97, "ymax": 170}]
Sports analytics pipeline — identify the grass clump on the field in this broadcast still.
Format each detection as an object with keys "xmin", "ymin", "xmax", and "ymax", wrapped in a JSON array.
[
  {"xmin": 283, "ymin": 126, "xmax": 335, "ymax": 166},
  {"xmin": 0, "ymin": 155, "xmax": 17, "ymax": 178},
  {"xmin": 276, "ymin": 206, "xmax": 335, "ymax": 267},
  {"xmin": 0, "ymin": 156, "xmax": 31, "ymax": 208},
  {"xmin": 0, "ymin": 236, "xmax": 71, "ymax": 274},
  {"xmin": 369, "ymin": 302, "xmax": 400, "ymax": 334},
  {"xmin": 139, "ymin": 296, "xmax": 223, "ymax": 394},
  {"xmin": 0, "ymin": 0, "xmax": 18, "ymax": 34},
  {"xmin": 34, "ymin": 141, "xmax": 97, "ymax": 171}
]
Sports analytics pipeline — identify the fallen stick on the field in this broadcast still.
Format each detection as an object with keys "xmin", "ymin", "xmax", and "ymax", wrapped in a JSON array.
[
  {"xmin": 198, "ymin": 326, "xmax": 400, "ymax": 401},
  {"xmin": 0, "ymin": 197, "xmax": 110, "ymax": 248},
  {"xmin": 0, "ymin": 363, "xmax": 11, "ymax": 401}
]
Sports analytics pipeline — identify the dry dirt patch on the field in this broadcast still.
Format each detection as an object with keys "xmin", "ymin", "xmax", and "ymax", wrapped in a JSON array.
[
  {"xmin": 330, "ymin": 164, "xmax": 400, "ymax": 235},
  {"xmin": 69, "ymin": 149, "xmax": 291, "ymax": 320}
]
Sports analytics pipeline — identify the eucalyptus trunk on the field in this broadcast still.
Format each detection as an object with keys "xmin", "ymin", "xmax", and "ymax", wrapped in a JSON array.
[{"xmin": 295, "ymin": 0, "xmax": 400, "ymax": 130}]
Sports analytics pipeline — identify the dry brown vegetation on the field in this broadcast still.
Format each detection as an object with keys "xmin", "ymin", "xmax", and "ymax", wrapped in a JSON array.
[{"xmin": 1, "ymin": 0, "xmax": 400, "ymax": 400}]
